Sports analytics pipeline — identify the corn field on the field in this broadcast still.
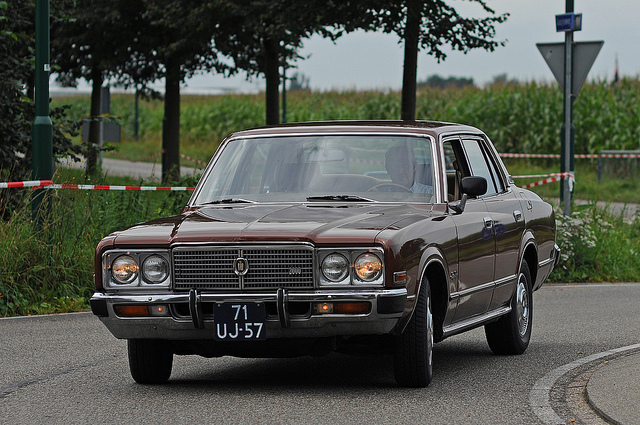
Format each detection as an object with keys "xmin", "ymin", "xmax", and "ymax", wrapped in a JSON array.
[{"xmin": 55, "ymin": 78, "xmax": 640, "ymax": 163}]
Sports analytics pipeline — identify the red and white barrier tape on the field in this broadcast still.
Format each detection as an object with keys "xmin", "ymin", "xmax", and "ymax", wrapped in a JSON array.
[
  {"xmin": 501, "ymin": 152, "xmax": 640, "ymax": 159},
  {"xmin": 0, "ymin": 180, "xmax": 194, "ymax": 191},
  {"xmin": 597, "ymin": 153, "xmax": 640, "ymax": 158},
  {"xmin": 0, "ymin": 180, "xmax": 53, "ymax": 189},
  {"xmin": 179, "ymin": 153, "xmax": 208, "ymax": 166},
  {"xmin": 347, "ymin": 158, "xmax": 386, "ymax": 165},
  {"xmin": 512, "ymin": 173, "xmax": 563, "ymax": 179},
  {"xmin": 519, "ymin": 172, "xmax": 574, "ymax": 190},
  {"xmin": 500, "ymin": 153, "xmax": 560, "ymax": 159},
  {"xmin": 45, "ymin": 184, "xmax": 195, "ymax": 191}
]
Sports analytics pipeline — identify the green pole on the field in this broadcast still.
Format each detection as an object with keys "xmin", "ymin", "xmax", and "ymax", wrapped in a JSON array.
[
  {"xmin": 32, "ymin": 0, "xmax": 53, "ymax": 220},
  {"xmin": 560, "ymin": 0, "xmax": 575, "ymax": 216}
]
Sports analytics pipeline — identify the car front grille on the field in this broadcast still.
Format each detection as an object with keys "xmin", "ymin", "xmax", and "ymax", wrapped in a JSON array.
[{"xmin": 172, "ymin": 245, "xmax": 315, "ymax": 291}]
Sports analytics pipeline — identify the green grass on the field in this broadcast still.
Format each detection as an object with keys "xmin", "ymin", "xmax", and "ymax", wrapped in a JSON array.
[
  {"xmin": 0, "ymin": 167, "xmax": 193, "ymax": 317},
  {"xmin": 3, "ymin": 82, "xmax": 640, "ymax": 316}
]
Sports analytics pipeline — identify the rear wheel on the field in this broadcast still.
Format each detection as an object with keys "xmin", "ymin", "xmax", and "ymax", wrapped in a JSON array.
[
  {"xmin": 393, "ymin": 279, "xmax": 433, "ymax": 387},
  {"xmin": 128, "ymin": 339, "xmax": 173, "ymax": 384},
  {"xmin": 485, "ymin": 262, "xmax": 533, "ymax": 355}
]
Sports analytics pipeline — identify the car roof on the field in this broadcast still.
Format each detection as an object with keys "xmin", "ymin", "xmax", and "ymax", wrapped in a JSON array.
[{"xmin": 226, "ymin": 120, "xmax": 484, "ymax": 140}]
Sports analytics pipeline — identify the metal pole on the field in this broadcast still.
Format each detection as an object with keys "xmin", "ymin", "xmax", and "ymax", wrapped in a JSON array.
[
  {"xmin": 32, "ymin": 0, "xmax": 53, "ymax": 220},
  {"xmin": 134, "ymin": 89, "xmax": 140, "ymax": 140},
  {"xmin": 281, "ymin": 66, "xmax": 287, "ymax": 124},
  {"xmin": 561, "ymin": 0, "xmax": 574, "ymax": 216}
]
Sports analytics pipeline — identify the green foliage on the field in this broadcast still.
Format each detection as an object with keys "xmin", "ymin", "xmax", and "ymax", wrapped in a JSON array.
[
  {"xmin": 417, "ymin": 74, "xmax": 475, "ymax": 89},
  {"xmin": 5, "ymin": 81, "xmax": 635, "ymax": 317},
  {"xmin": 551, "ymin": 205, "xmax": 640, "ymax": 282},
  {"xmin": 0, "ymin": 0, "xmax": 91, "ymax": 216},
  {"xmin": 0, "ymin": 168, "xmax": 192, "ymax": 317}
]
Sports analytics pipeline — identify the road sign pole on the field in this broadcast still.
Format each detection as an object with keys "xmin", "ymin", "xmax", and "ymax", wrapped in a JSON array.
[
  {"xmin": 538, "ymin": 3, "xmax": 602, "ymax": 217},
  {"xmin": 32, "ymin": 0, "xmax": 53, "ymax": 221},
  {"xmin": 561, "ymin": 21, "xmax": 573, "ymax": 216},
  {"xmin": 560, "ymin": 0, "xmax": 575, "ymax": 216}
]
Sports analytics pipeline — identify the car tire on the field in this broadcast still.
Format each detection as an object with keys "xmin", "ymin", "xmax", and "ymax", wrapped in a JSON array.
[
  {"xmin": 393, "ymin": 279, "xmax": 433, "ymax": 387},
  {"xmin": 128, "ymin": 339, "xmax": 173, "ymax": 384},
  {"xmin": 485, "ymin": 262, "xmax": 533, "ymax": 355}
]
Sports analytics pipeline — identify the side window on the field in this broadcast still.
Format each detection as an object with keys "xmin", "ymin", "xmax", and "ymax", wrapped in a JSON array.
[
  {"xmin": 461, "ymin": 139, "xmax": 503, "ymax": 197},
  {"xmin": 443, "ymin": 139, "xmax": 467, "ymax": 201}
]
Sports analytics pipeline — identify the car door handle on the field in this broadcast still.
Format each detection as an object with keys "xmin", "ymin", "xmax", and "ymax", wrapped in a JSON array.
[
  {"xmin": 483, "ymin": 216, "xmax": 493, "ymax": 228},
  {"xmin": 513, "ymin": 210, "xmax": 523, "ymax": 221}
]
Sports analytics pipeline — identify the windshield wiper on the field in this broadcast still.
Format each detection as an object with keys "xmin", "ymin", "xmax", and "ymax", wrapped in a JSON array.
[
  {"xmin": 201, "ymin": 198, "xmax": 255, "ymax": 205},
  {"xmin": 306, "ymin": 195, "xmax": 374, "ymax": 202}
]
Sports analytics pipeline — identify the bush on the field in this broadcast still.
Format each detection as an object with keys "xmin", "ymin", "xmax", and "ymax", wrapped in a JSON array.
[
  {"xmin": 551, "ymin": 205, "xmax": 640, "ymax": 282},
  {"xmin": 0, "ymin": 169, "xmax": 193, "ymax": 317}
]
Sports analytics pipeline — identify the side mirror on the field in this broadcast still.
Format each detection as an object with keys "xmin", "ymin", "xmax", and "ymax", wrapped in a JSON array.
[
  {"xmin": 449, "ymin": 176, "xmax": 487, "ymax": 214},
  {"xmin": 460, "ymin": 176, "xmax": 487, "ymax": 198}
]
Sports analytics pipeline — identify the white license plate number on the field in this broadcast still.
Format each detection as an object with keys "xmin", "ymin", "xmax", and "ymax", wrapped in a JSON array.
[{"xmin": 213, "ymin": 303, "xmax": 266, "ymax": 341}]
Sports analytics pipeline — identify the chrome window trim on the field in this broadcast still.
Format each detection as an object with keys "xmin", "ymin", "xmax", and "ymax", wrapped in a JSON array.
[{"xmin": 190, "ymin": 132, "xmax": 437, "ymax": 207}]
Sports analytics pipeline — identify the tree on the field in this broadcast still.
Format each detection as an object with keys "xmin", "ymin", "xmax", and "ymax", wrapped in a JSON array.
[
  {"xmin": 213, "ymin": 1, "xmax": 346, "ymax": 125},
  {"xmin": 367, "ymin": 0, "xmax": 508, "ymax": 120},
  {"xmin": 289, "ymin": 72, "xmax": 310, "ymax": 91},
  {"xmin": 0, "ymin": 0, "xmax": 82, "ymax": 216},
  {"xmin": 129, "ymin": 0, "xmax": 223, "ymax": 182},
  {"xmin": 52, "ymin": 0, "xmax": 141, "ymax": 175},
  {"xmin": 53, "ymin": 0, "xmax": 223, "ymax": 182},
  {"xmin": 417, "ymin": 74, "xmax": 475, "ymax": 89}
]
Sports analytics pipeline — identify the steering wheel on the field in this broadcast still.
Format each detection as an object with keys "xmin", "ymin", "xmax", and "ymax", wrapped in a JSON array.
[{"xmin": 368, "ymin": 183, "xmax": 413, "ymax": 193}]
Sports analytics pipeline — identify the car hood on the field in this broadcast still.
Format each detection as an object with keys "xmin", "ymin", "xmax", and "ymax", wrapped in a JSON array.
[{"xmin": 110, "ymin": 203, "xmax": 440, "ymax": 247}]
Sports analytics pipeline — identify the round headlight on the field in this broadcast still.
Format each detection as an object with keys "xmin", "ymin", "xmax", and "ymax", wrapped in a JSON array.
[
  {"xmin": 142, "ymin": 255, "xmax": 169, "ymax": 284},
  {"xmin": 321, "ymin": 253, "xmax": 349, "ymax": 282},
  {"xmin": 354, "ymin": 253, "xmax": 382, "ymax": 282},
  {"xmin": 112, "ymin": 255, "xmax": 139, "ymax": 284}
]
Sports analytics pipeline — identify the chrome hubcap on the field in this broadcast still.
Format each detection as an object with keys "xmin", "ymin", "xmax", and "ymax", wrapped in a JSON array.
[{"xmin": 516, "ymin": 274, "xmax": 529, "ymax": 336}]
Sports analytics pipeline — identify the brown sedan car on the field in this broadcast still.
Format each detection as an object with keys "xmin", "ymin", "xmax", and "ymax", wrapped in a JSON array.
[{"xmin": 91, "ymin": 121, "xmax": 559, "ymax": 387}]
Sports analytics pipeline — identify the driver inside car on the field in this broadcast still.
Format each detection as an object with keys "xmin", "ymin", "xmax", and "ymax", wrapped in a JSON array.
[{"xmin": 385, "ymin": 145, "xmax": 433, "ymax": 195}]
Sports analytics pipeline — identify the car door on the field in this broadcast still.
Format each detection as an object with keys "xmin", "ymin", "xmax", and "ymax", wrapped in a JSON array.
[
  {"xmin": 460, "ymin": 138, "xmax": 525, "ymax": 311},
  {"xmin": 444, "ymin": 138, "xmax": 495, "ymax": 323}
]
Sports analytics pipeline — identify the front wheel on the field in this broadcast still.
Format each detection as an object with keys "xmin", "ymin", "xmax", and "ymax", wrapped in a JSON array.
[
  {"xmin": 128, "ymin": 339, "xmax": 173, "ymax": 384},
  {"xmin": 485, "ymin": 262, "xmax": 533, "ymax": 355},
  {"xmin": 393, "ymin": 279, "xmax": 433, "ymax": 387}
]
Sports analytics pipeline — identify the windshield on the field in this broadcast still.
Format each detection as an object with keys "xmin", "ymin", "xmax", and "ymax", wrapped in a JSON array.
[{"xmin": 192, "ymin": 135, "xmax": 435, "ymax": 204}]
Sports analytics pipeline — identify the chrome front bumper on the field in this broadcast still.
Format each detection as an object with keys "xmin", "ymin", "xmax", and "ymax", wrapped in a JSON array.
[{"xmin": 90, "ymin": 288, "xmax": 408, "ymax": 340}]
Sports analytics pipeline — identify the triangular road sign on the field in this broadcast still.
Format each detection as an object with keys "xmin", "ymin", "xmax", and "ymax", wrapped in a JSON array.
[{"xmin": 536, "ymin": 41, "xmax": 604, "ymax": 97}]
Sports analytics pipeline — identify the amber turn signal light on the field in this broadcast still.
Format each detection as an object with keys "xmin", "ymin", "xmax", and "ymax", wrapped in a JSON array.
[
  {"xmin": 314, "ymin": 302, "xmax": 371, "ymax": 315},
  {"xmin": 114, "ymin": 305, "xmax": 150, "ymax": 316}
]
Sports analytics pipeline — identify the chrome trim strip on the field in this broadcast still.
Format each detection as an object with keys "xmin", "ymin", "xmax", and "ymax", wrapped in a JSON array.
[
  {"xmin": 449, "ymin": 274, "xmax": 516, "ymax": 301},
  {"xmin": 92, "ymin": 288, "xmax": 407, "ymax": 305},
  {"xmin": 539, "ymin": 257, "xmax": 554, "ymax": 267},
  {"xmin": 91, "ymin": 288, "xmax": 408, "ymax": 339},
  {"xmin": 442, "ymin": 305, "xmax": 511, "ymax": 337},
  {"xmin": 228, "ymin": 130, "xmax": 437, "ymax": 141},
  {"xmin": 495, "ymin": 274, "xmax": 516, "ymax": 288},
  {"xmin": 450, "ymin": 281, "xmax": 494, "ymax": 300},
  {"xmin": 191, "ymin": 131, "xmax": 438, "ymax": 207}
]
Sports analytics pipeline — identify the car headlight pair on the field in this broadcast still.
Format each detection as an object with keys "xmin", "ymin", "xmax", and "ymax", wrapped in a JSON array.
[
  {"xmin": 105, "ymin": 251, "xmax": 170, "ymax": 288},
  {"xmin": 320, "ymin": 250, "xmax": 384, "ymax": 286}
]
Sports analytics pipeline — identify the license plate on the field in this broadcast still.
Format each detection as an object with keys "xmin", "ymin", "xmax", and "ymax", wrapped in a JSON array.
[{"xmin": 213, "ymin": 303, "xmax": 266, "ymax": 341}]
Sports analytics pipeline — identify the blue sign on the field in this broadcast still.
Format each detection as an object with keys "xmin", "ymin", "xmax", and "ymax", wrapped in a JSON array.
[{"xmin": 556, "ymin": 13, "xmax": 582, "ymax": 32}]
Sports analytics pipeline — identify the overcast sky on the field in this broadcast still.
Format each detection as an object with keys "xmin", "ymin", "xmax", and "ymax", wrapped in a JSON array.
[{"xmin": 57, "ymin": 1, "xmax": 636, "ymax": 94}]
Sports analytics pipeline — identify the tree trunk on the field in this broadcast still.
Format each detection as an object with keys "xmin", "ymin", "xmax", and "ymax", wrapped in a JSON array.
[
  {"xmin": 86, "ymin": 69, "xmax": 103, "ymax": 175},
  {"xmin": 264, "ymin": 38, "xmax": 280, "ymax": 125},
  {"xmin": 162, "ymin": 58, "xmax": 181, "ymax": 183},
  {"xmin": 401, "ymin": 0, "xmax": 420, "ymax": 121}
]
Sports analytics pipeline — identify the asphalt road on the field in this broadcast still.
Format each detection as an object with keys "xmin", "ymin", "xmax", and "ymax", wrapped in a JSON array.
[{"xmin": 1, "ymin": 283, "xmax": 639, "ymax": 424}]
